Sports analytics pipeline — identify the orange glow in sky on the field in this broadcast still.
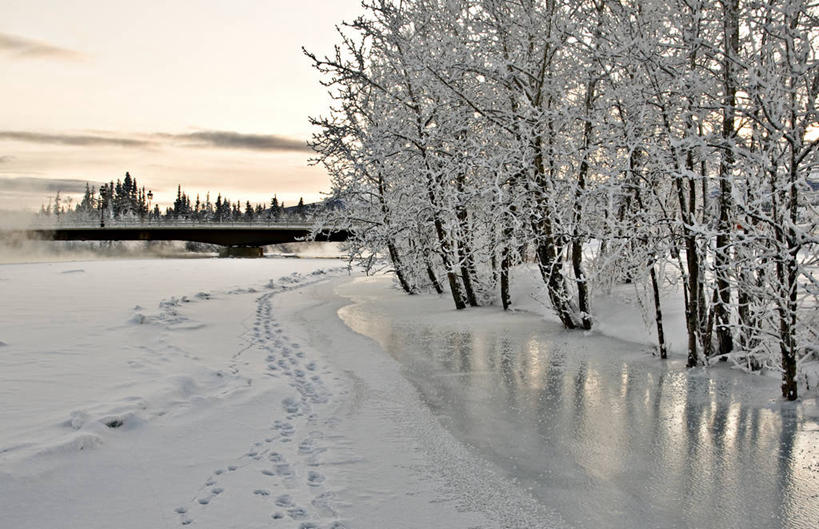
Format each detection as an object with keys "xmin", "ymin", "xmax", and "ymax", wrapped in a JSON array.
[{"xmin": 0, "ymin": 0, "xmax": 363, "ymax": 210}]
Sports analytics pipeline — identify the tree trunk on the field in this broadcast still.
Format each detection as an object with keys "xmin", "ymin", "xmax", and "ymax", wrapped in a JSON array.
[
  {"xmin": 500, "ymin": 227, "xmax": 512, "ymax": 310},
  {"xmin": 435, "ymin": 218, "xmax": 467, "ymax": 310},
  {"xmin": 673, "ymin": 160, "xmax": 703, "ymax": 368},
  {"xmin": 376, "ymin": 170, "xmax": 414, "ymax": 295},
  {"xmin": 571, "ymin": 239, "xmax": 591, "ymax": 329},
  {"xmin": 703, "ymin": 285, "xmax": 721, "ymax": 360},
  {"xmin": 780, "ymin": 135, "xmax": 800, "ymax": 400},
  {"xmin": 386, "ymin": 240, "xmax": 413, "ymax": 294},
  {"xmin": 499, "ymin": 174, "xmax": 520, "ymax": 311},
  {"xmin": 537, "ymin": 234, "xmax": 577, "ymax": 329},
  {"xmin": 714, "ymin": 0, "xmax": 740, "ymax": 357},
  {"xmin": 777, "ymin": 244, "xmax": 799, "ymax": 400},
  {"xmin": 425, "ymin": 255, "xmax": 444, "ymax": 295},
  {"xmin": 454, "ymin": 171, "xmax": 479, "ymax": 307},
  {"xmin": 399, "ymin": 59, "xmax": 465, "ymax": 310},
  {"xmin": 533, "ymin": 133, "xmax": 578, "ymax": 328},
  {"xmin": 650, "ymin": 262, "xmax": 668, "ymax": 359},
  {"xmin": 569, "ymin": 39, "xmax": 600, "ymax": 331},
  {"xmin": 424, "ymin": 170, "xmax": 466, "ymax": 309}
]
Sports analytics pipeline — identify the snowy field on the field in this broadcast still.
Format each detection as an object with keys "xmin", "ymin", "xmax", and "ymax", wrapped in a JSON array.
[
  {"xmin": 0, "ymin": 257, "xmax": 549, "ymax": 529},
  {"xmin": 0, "ymin": 256, "xmax": 817, "ymax": 528}
]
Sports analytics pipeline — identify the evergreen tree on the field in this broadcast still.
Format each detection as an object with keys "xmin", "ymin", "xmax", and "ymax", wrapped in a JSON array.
[
  {"xmin": 296, "ymin": 197, "xmax": 305, "ymax": 218},
  {"xmin": 271, "ymin": 195, "xmax": 281, "ymax": 220},
  {"xmin": 79, "ymin": 183, "xmax": 95, "ymax": 214},
  {"xmin": 53, "ymin": 191, "xmax": 62, "ymax": 217},
  {"xmin": 214, "ymin": 194, "xmax": 223, "ymax": 222}
]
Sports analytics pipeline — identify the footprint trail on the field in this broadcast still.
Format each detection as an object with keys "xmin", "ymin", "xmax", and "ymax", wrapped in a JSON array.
[{"xmin": 174, "ymin": 269, "xmax": 347, "ymax": 527}]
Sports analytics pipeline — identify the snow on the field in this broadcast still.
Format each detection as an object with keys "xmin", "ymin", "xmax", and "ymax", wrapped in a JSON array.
[
  {"xmin": 513, "ymin": 264, "xmax": 690, "ymax": 355},
  {"xmin": 0, "ymin": 257, "xmax": 551, "ymax": 528},
  {"xmin": 1, "ymin": 256, "xmax": 816, "ymax": 528}
]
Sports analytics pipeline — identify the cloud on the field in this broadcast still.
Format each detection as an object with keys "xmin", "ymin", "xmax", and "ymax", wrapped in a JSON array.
[
  {"xmin": 0, "ymin": 131, "xmax": 151, "ymax": 148},
  {"xmin": 0, "ymin": 176, "xmax": 98, "ymax": 194},
  {"xmin": 0, "ymin": 155, "xmax": 13, "ymax": 164},
  {"xmin": 0, "ymin": 129, "xmax": 310, "ymax": 152},
  {"xmin": 0, "ymin": 32, "xmax": 84, "ymax": 61},
  {"xmin": 164, "ymin": 131, "xmax": 310, "ymax": 152}
]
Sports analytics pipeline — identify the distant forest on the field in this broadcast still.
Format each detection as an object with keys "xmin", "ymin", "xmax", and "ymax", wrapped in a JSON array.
[{"xmin": 39, "ymin": 172, "xmax": 319, "ymax": 222}]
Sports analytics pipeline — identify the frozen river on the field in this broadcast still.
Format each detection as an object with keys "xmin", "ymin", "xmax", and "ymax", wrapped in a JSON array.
[
  {"xmin": 1, "ymin": 257, "xmax": 816, "ymax": 529},
  {"xmin": 339, "ymin": 277, "xmax": 819, "ymax": 529}
]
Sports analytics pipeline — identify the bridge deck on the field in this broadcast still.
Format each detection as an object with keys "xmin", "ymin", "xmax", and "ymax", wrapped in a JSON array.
[{"xmin": 1, "ymin": 225, "xmax": 349, "ymax": 247}]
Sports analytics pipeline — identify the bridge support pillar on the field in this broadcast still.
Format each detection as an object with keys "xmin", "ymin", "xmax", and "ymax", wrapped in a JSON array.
[{"xmin": 219, "ymin": 246, "xmax": 264, "ymax": 258}]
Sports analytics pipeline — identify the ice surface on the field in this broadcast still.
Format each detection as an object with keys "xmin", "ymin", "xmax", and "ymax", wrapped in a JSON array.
[{"xmin": 338, "ymin": 276, "xmax": 819, "ymax": 529}]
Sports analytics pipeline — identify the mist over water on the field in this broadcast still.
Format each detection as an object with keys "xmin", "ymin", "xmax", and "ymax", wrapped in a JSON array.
[
  {"xmin": 0, "ymin": 238, "xmax": 214, "ymax": 264},
  {"xmin": 0, "ymin": 227, "xmax": 346, "ymax": 264},
  {"xmin": 341, "ymin": 298, "xmax": 819, "ymax": 529},
  {"xmin": 0, "ymin": 209, "xmax": 37, "ymax": 229}
]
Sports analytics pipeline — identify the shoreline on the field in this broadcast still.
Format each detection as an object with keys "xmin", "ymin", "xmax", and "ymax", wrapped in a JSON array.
[{"xmin": 1, "ymin": 261, "xmax": 816, "ymax": 528}]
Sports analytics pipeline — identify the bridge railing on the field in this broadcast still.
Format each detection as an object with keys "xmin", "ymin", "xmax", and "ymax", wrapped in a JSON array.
[{"xmin": 25, "ymin": 217, "xmax": 315, "ymax": 230}]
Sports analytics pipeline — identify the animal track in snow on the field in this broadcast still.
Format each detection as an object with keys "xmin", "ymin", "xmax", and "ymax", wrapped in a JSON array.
[
  {"xmin": 307, "ymin": 470, "xmax": 325, "ymax": 487},
  {"xmin": 275, "ymin": 494, "xmax": 293, "ymax": 507},
  {"xmin": 275, "ymin": 462, "xmax": 295, "ymax": 478},
  {"xmin": 173, "ymin": 269, "xmax": 348, "ymax": 526}
]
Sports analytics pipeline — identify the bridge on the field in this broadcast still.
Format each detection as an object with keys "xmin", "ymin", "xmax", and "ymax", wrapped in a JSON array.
[{"xmin": 1, "ymin": 220, "xmax": 350, "ymax": 256}]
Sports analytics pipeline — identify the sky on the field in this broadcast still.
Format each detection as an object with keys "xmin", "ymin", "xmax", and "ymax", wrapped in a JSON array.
[{"xmin": 0, "ymin": 0, "xmax": 363, "ymax": 211}]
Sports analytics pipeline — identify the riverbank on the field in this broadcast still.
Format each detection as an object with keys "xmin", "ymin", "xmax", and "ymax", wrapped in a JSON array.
[{"xmin": 1, "ymin": 259, "xmax": 816, "ymax": 528}]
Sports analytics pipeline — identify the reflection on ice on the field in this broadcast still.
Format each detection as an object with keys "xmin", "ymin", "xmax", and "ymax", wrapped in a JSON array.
[{"xmin": 341, "ymin": 296, "xmax": 818, "ymax": 529}]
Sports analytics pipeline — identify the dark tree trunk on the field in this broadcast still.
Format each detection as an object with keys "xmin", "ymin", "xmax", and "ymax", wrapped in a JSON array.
[
  {"xmin": 633, "ymin": 185, "xmax": 667, "ymax": 360},
  {"xmin": 674, "ymin": 161, "xmax": 703, "ymax": 368},
  {"xmin": 571, "ymin": 239, "xmax": 591, "ymax": 329},
  {"xmin": 500, "ymin": 237, "xmax": 512, "ymax": 311},
  {"xmin": 436, "ymin": 223, "xmax": 467, "ymax": 309},
  {"xmin": 499, "ymin": 175, "xmax": 519, "ymax": 311},
  {"xmin": 703, "ymin": 285, "xmax": 720, "ymax": 360},
  {"xmin": 425, "ymin": 255, "xmax": 444, "ymax": 295},
  {"xmin": 680, "ymin": 176, "xmax": 703, "ymax": 367},
  {"xmin": 454, "ymin": 172, "xmax": 479, "ymax": 307},
  {"xmin": 737, "ymin": 248, "xmax": 760, "ymax": 354},
  {"xmin": 386, "ymin": 240, "xmax": 413, "ymax": 294},
  {"xmin": 780, "ymin": 140, "xmax": 800, "ymax": 401},
  {"xmin": 778, "ymin": 33, "xmax": 804, "ymax": 401},
  {"xmin": 714, "ymin": 0, "xmax": 740, "ymax": 357},
  {"xmin": 376, "ymin": 169, "xmax": 414, "ymax": 296},
  {"xmin": 656, "ymin": 96, "xmax": 703, "ymax": 367},
  {"xmin": 424, "ymin": 170, "xmax": 466, "ymax": 309},
  {"xmin": 459, "ymin": 260, "xmax": 478, "ymax": 307},
  {"xmin": 400, "ymin": 62, "xmax": 465, "ymax": 310},
  {"xmin": 537, "ymin": 234, "xmax": 577, "ymax": 329},
  {"xmin": 533, "ymin": 134, "xmax": 577, "ymax": 329},
  {"xmin": 569, "ymin": 45, "xmax": 599, "ymax": 331},
  {"xmin": 777, "ymin": 240, "xmax": 799, "ymax": 400},
  {"xmin": 650, "ymin": 262, "xmax": 668, "ymax": 359}
]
